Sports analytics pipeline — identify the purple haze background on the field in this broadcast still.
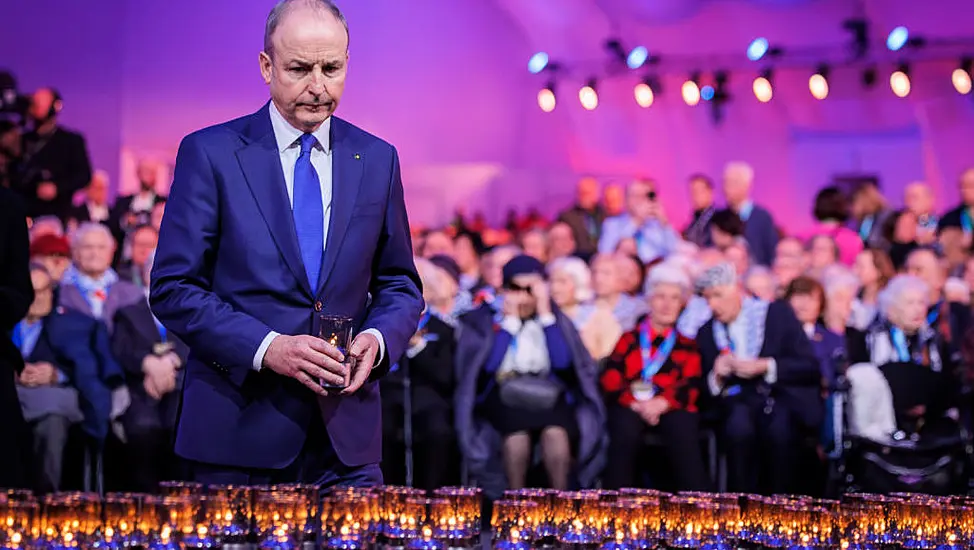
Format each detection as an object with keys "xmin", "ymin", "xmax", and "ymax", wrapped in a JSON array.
[{"xmin": 4, "ymin": 0, "xmax": 974, "ymax": 230}]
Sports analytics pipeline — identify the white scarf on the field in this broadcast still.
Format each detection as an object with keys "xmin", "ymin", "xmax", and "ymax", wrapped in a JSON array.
[
  {"xmin": 498, "ymin": 318, "xmax": 552, "ymax": 377},
  {"xmin": 712, "ymin": 297, "xmax": 768, "ymax": 359}
]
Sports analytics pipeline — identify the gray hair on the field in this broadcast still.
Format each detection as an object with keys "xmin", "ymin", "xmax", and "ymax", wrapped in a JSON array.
[
  {"xmin": 878, "ymin": 274, "xmax": 930, "ymax": 318},
  {"xmin": 821, "ymin": 266, "xmax": 860, "ymax": 298},
  {"xmin": 724, "ymin": 161, "xmax": 755, "ymax": 185},
  {"xmin": 646, "ymin": 262, "xmax": 692, "ymax": 298},
  {"xmin": 264, "ymin": 0, "xmax": 348, "ymax": 57},
  {"xmin": 70, "ymin": 222, "xmax": 115, "ymax": 252},
  {"xmin": 695, "ymin": 262, "xmax": 738, "ymax": 293},
  {"xmin": 548, "ymin": 256, "xmax": 594, "ymax": 303}
]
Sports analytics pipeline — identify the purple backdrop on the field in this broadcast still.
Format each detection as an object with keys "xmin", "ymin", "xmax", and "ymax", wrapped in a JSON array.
[{"xmin": 4, "ymin": 0, "xmax": 974, "ymax": 231}]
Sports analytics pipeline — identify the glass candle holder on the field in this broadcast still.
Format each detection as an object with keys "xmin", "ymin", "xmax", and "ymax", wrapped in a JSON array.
[
  {"xmin": 556, "ymin": 491, "xmax": 603, "ymax": 547},
  {"xmin": 491, "ymin": 500, "xmax": 538, "ymax": 550},
  {"xmin": 698, "ymin": 502, "xmax": 738, "ymax": 550},
  {"xmin": 378, "ymin": 487, "xmax": 426, "ymax": 543},
  {"xmin": 159, "ymin": 481, "xmax": 204, "ymax": 500},
  {"xmin": 254, "ymin": 492, "xmax": 310, "ymax": 550},
  {"xmin": 205, "ymin": 485, "xmax": 253, "ymax": 544},
  {"xmin": 432, "ymin": 487, "xmax": 482, "ymax": 542},
  {"xmin": 406, "ymin": 499, "xmax": 444, "ymax": 550},
  {"xmin": 0, "ymin": 500, "xmax": 37, "ymax": 549},
  {"xmin": 662, "ymin": 496, "xmax": 702, "ymax": 549},
  {"xmin": 615, "ymin": 497, "xmax": 660, "ymax": 550},
  {"xmin": 508, "ymin": 489, "xmax": 559, "ymax": 543},
  {"xmin": 41, "ymin": 493, "xmax": 101, "ymax": 549},
  {"xmin": 323, "ymin": 493, "xmax": 382, "ymax": 549},
  {"xmin": 101, "ymin": 493, "xmax": 139, "ymax": 549}
]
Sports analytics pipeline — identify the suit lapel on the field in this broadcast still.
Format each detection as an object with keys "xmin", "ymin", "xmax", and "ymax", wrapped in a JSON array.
[
  {"xmin": 235, "ymin": 106, "xmax": 313, "ymax": 298},
  {"xmin": 59, "ymin": 284, "xmax": 92, "ymax": 318},
  {"xmin": 317, "ymin": 118, "xmax": 363, "ymax": 295}
]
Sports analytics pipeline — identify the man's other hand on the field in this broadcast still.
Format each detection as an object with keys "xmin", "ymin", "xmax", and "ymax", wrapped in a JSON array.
[
  {"xmin": 263, "ymin": 334, "xmax": 347, "ymax": 396},
  {"xmin": 342, "ymin": 332, "xmax": 380, "ymax": 395}
]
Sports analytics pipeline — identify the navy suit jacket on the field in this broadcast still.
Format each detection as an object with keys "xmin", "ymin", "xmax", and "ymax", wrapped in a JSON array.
[
  {"xmin": 150, "ymin": 104, "xmax": 423, "ymax": 470},
  {"xmin": 697, "ymin": 300, "xmax": 823, "ymax": 429},
  {"xmin": 743, "ymin": 204, "xmax": 778, "ymax": 267}
]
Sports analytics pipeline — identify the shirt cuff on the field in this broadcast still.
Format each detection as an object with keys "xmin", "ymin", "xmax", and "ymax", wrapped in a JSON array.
[
  {"xmin": 56, "ymin": 369, "xmax": 69, "ymax": 385},
  {"xmin": 500, "ymin": 316, "xmax": 522, "ymax": 335},
  {"xmin": 538, "ymin": 313, "xmax": 557, "ymax": 327},
  {"xmin": 253, "ymin": 331, "xmax": 280, "ymax": 371},
  {"xmin": 362, "ymin": 328, "xmax": 385, "ymax": 365},
  {"xmin": 763, "ymin": 358, "xmax": 778, "ymax": 384},
  {"xmin": 406, "ymin": 338, "xmax": 428, "ymax": 359},
  {"xmin": 707, "ymin": 370, "xmax": 723, "ymax": 396}
]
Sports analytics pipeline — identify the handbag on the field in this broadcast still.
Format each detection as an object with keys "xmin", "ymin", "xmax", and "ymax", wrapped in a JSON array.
[{"xmin": 498, "ymin": 375, "xmax": 563, "ymax": 410}]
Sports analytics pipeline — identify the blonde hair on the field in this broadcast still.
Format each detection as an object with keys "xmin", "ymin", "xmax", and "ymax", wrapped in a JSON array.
[{"xmin": 548, "ymin": 256, "xmax": 594, "ymax": 302}]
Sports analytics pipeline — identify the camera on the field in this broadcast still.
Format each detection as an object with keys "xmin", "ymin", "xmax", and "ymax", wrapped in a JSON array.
[
  {"xmin": 0, "ymin": 70, "xmax": 30, "ymax": 124},
  {"xmin": 647, "ymin": 190, "xmax": 657, "ymax": 201}
]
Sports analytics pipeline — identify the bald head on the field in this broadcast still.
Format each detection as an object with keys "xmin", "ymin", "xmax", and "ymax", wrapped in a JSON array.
[{"xmin": 264, "ymin": 0, "xmax": 348, "ymax": 57}]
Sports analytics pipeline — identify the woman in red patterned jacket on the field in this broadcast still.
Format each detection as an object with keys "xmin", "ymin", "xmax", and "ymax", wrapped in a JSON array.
[{"xmin": 600, "ymin": 262, "xmax": 711, "ymax": 490}]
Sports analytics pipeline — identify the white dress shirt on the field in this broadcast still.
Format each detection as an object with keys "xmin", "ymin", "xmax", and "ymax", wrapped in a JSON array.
[
  {"xmin": 86, "ymin": 202, "xmax": 109, "ymax": 223},
  {"xmin": 252, "ymin": 103, "xmax": 385, "ymax": 371}
]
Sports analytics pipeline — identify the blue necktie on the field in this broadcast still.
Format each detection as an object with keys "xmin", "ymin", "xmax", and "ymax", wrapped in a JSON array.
[{"xmin": 293, "ymin": 133, "xmax": 324, "ymax": 289}]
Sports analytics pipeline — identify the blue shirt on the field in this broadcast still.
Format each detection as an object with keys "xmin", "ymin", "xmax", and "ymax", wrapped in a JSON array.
[{"xmin": 598, "ymin": 215, "xmax": 678, "ymax": 264}]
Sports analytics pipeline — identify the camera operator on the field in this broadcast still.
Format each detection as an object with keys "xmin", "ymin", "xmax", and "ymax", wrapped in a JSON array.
[{"xmin": 19, "ymin": 88, "xmax": 92, "ymax": 222}]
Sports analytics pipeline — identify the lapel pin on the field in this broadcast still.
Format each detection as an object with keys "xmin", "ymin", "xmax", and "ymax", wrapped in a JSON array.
[{"xmin": 354, "ymin": 153, "xmax": 361, "ymax": 160}]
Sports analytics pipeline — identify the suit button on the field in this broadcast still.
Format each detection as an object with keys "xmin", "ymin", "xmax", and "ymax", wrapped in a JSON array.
[{"xmin": 314, "ymin": 301, "xmax": 323, "ymax": 312}]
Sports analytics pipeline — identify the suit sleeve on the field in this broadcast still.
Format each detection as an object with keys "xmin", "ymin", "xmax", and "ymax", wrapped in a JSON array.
[
  {"xmin": 0, "ymin": 193, "xmax": 34, "ymax": 330},
  {"xmin": 149, "ymin": 133, "xmax": 274, "ymax": 387},
  {"xmin": 110, "ymin": 311, "xmax": 148, "ymax": 378},
  {"xmin": 362, "ymin": 147, "xmax": 424, "ymax": 379},
  {"xmin": 767, "ymin": 302, "xmax": 821, "ymax": 387}
]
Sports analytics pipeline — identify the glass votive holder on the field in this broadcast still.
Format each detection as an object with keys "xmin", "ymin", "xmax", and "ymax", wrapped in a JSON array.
[
  {"xmin": 508, "ymin": 489, "xmax": 558, "ymax": 542},
  {"xmin": 556, "ymin": 491, "xmax": 603, "ymax": 547},
  {"xmin": 102, "ymin": 493, "xmax": 140, "ymax": 548},
  {"xmin": 254, "ymin": 492, "xmax": 309, "ymax": 550},
  {"xmin": 159, "ymin": 481, "xmax": 204, "ymax": 499},
  {"xmin": 41, "ymin": 493, "xmax": 101, "ymax": 549},
  {"xmin": 322, "ymin": 493, "xmax": 378, "ymax": 549},
  {"xmin": 491, "ymin": 500, "xmax": 538, "ymax": 550},
  {"xmin": 205, "ymin": 485, "xmax": 253, "ymax": 543},
  {"xmin": 698, "ymin": 502, "xmax": 739, "ymax": 550},
  {"xmin": 0, "ymin": 500, "xmax": 37, "ymax": 549},
  {"xmin": 378, "ymin": 487, "xmax": 426, "ymax": 543},
  {"xmin": 432, "ymin": 487, "xmax": 482, "ymax": 541}
]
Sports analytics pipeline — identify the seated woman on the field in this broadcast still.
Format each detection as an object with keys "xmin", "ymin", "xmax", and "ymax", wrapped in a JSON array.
[
  {"xmin": 600, "ymin": 263, "xmax": 711, "ymax": 491},
  {"xmin": 455, "ymin": 255, "xmax": 606, "ymax": 497},
  {"xmin": 845, "ymin": 275, "xmax": 960, "ymax": 444},
  {"xmin": 784, "ymin": 276, "xmax": 845, "ymax": 455}
]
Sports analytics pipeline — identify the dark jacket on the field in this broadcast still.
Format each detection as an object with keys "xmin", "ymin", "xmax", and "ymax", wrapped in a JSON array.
[
  {"xmin": 18, "ymin": 127, "xmax": 92, "ymax": 221},
  {"xmin": 742, "ymin": 203, "xmax": 779, "ymax": 267},
  {"xmin": 454, "ymin": 305, "xmax": 606, "ymax": 498},
  {"xmin": 381, "ymin": 314, "xmax": 456, "ymax": 415},
  {"xmin": 696, "ymin": 300, "xmax": 823, "ymax": 429},
  {"xmin": 558, "ymin": 205, "xmax": 606, "ymax": 256}
]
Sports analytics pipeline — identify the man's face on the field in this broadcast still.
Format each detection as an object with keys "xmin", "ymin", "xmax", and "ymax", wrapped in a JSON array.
[
  {"xmin": 422, "ymin": 232, "xmax": 454, "ymax": 258},
  {"xmin": 591, "ymin": 256, "xmax": 620, "ymax": 297},
  {"xmin": 88, "ymin": 175, "xmax": 109, "ymax": 204},
  {"xmin": 547, "ymin": 223, "xmax": 576, "ymax": 260},
  {"xmin": 722, "ymin": 169, "xmax": 750, "ymax": 205},
  {"xmin": 603, "ymin": 185, "xmax": 625, "ymax": 216},
  {"xmin": 704, "ymin": 284, "xmax": 742, "ymax": 324},
  {"xmin": 131, "ymin": 227, "xmax": 159, "ymax": 267},
  {"xmin": 28, "ymin": 89, "xmax": 56, "ymax": 123},
  {"xmin": 259, "ymin": 6, "xmax": 349, "ymax": 132},
  {"xmin": 522, "ymin": 232, "xmax": 547, "ymax": 263},
  {"xmin": 626, "ymin": 181, "xmax": 654, "ymax": 220},
  {"xmin": 74, "ymin": 230, "xmax": 115, "ymax": 276},
  {"xmin": 137, "ymin": 161, "xmax": 158, "ymax": 191},
  {"xmin": 689, "ymin": 178, "xmax": 713, "ymax": 210},
  {"xmin": 906, "ymin": 251, "xmax": 945, "ymax": 298},
  {"xmin": 577, "ymin": 178, "xmax": 600, "ymax": 209},
  {"xmin": 28, "ymin": 270, "xmax": 54, "ymax": 319},
  {"xmin": 904, "ymin": 183, "xmax": 933, "ymax": 216}
]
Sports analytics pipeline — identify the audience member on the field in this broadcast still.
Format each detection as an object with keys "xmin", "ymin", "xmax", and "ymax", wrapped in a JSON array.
[
  {"xmin": 599, "ymin": 179, "xmax": 679, "ymax": 264},
  {"xmin": 851, "ymin": 248, "xmax": 894, "ymax": 330},
  {"xmin": 684, "ymin": 173, "xmax": 716, "ymax": 248},
  {"xmin": 546, "ymin": 222, "xmax": 578, "ymax": 261},
  {"xmin": 67, "ymin": 170, "xmax": 118, "ymax": 233},
  {"xmin": 557, "ymin": 177, "xmax": 605, "ymax": 256},
  {"xmin": 117, "ymin": 225, "xmax": 159, "ymax": 289},
  {"xmin": 850, "ymin": 179, "xmax": 893, "ymax": 250},
  {"xmin": 520, "ymin": 228, "xmax": 548, "ymax": 263},
  {"xmin": 723, "ymin": 162, "xmax": 778, "ymax": 267},
  {"xmin": 938, "ymin": 167, "xmax": 974, "ymax": 247},
  {"xmin": 113, "ymin": 159, "xmax": 167, "ymax": 235},
  {"xmin": 421, "ymin": 229, "xmax": 455, "ymax": 259},
  {"xmin": 773, "ymin": 237, "xmax": 808, "ymax": 293},
  {"xmin": 603, "ymin": 183, "xmax": 625, "ymax": 217},
  {"xmin": 806, "ymin": 186, "xmax": 863, "ymax": 265},
  {"xmin": 29, "ymin": 234, "xmax": 72, "ymax": 283},
  {"xmin": 744, "ymin": 266, "xmax": 777, "ymax": 302},
  {"xmin": 453, "ymin": 231, "xmax": 485, "ymax": 291}
]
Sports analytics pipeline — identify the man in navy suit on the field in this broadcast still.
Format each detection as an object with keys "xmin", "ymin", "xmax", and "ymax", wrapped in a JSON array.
[
  {"xmin": 722, "ymin": 162, "xmax": 779, "ymax": 267},
  {"xmin": 149, "ymin": 0, "xmax": 423, "ymax": 487}
]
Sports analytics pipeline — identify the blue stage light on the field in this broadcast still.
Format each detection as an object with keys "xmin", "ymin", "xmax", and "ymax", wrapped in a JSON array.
[
  {"xmin": 887, "ymin": 26, "xmax": 909, "ymax": 51},
  {"xmin": 701, "ymin": 85, "xmax": 715, "ymax": 101},
  {"xmin": 627, "ymin": 46, "xmax": 649, "ymax": 70},
  {"xmin": 528, "ymin": 52, "xmax": 549, "ymax": 74},
  {"xmin": 747, "ymin": 38, "xmax": 769, "ymax": 61}
]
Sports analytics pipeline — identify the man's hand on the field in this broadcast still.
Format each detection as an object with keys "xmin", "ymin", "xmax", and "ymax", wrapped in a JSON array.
[
  {"xmin": 20, "ymin": 362, "xmax": 58, "ymax": 387},
  {"xmin": 342, "ymin": 332, "xmax": 380, "ymax": 395},
  {"xmin": 733, "ymin": 359, "xmax": 769, "ymax": 379},
  {"xmin": 713, "ymin": 354, "xmax": 734, "ymax": 380},
  {"xmin": 142, "ymin": 355, "xmax": 176, "ymax": 399},
  {"xmin": 528, "ymin": 275, "xmax": 552, "ymax": 317},
  {"xmin": 648, "ymin": 200, "xmax": 668, "ymax": 225},
  {"xmin": 501, "ymin": 289, "xmax": 526, "ymax": 319},
  {"xmin": 263, "ymin": 334, "xmax": 346, "ymax": 396},
  {"xmin": 37, "ymin": 182, "xmax": 58, "ymax": 201},
  {"xmin": 631, "ymin": 397, "xmax": 670, "ymax": 426}
]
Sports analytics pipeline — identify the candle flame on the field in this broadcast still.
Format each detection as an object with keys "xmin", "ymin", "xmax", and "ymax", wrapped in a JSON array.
[
  {"xmin": 11, "ymin": 533, "xmax": 21, "ymax": 544},
  {"xmin": 64, "ymin": 532, "xmax": 74, "ymax": 543}
]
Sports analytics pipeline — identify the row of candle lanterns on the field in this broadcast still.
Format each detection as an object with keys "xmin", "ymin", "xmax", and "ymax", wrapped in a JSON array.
[{"xmin": 1, "ymin": 485, "xmax": 973, "ymax": 549}]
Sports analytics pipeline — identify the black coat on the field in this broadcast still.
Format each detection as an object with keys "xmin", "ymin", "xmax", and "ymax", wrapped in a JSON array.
[
  {"xmin": 18, "ymin": 127, "xmax": 92, "ymax": 220},
  {"xmin": 0, "ymin": 188, "xmax": 34, "ymax": 488}
]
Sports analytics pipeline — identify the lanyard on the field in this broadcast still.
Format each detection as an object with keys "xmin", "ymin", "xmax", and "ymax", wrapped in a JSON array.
[
  {"xmin": 11, "ymin": 322, "xmax": 24, "ymax": 350},
  {"xmin": 638, "ymin": 321, "xmax": 677, "ymax": 381},
  {"xmin": 859, "ymin": 216, "xmax": 874, "ymax": 242},
  {"xmin": 927, "ymin": 302, "xmax": 942, "ymax": 326},
  {"xmin": 417, "ymin": 310, "xmax": 431, "ymax": 333},
  {"xmin": 584, "ymin": 214, "xmax": 599, "ymax": 239},
  {"xmin": 962, "ymin": 210, "xmax": 973, "ymax": 239},
  {"xmin": 890, "ymin": 327, "xmax": 912, "ymax": 363},
  {"xmin": 717, "ymin": 323, "xmax": 737, "ymax": 354},
  {"xmin": 153, "ymin": 317, "xmax": 168, "ymax": 343}
]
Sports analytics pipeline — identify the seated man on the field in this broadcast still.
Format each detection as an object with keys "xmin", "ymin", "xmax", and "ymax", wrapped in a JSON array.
[
  {"xmin": 112, "ymin": 252, "xmax": 188, "ymax": 492},
  {"xmin": 13, "ymin": 264, "xmax": 109, "ymax": 493},
  {"xmin": 695, "ymin": 263, "xmax": 821, "ymax": 494}
]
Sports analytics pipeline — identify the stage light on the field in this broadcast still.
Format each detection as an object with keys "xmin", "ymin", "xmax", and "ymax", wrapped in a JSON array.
[
  {"xmin": 537, "ymin": 83, "xmax": 556, "ymax": 112},
  {"xmin": 747, "ymin": 38, "xmax": 769, "ymax": 61},
  {"xmin": 579, "ymin": 80, "xmax": 599, "ymax": 110},
  {"xmin": 887, "ymin": 26, "xmax": 909, "ymax": 52},
  {"xmin": 528, "ymin": 52, "xmax": 549, "ymax": 74},
  {"xmin": 809, "ymin": 66, "xmax": 830, "ymax": 100},
  {"xmin": 753, "ymin": 69, "xmax": 773, "ymax": 103},
  {"xmin": 890, "ymin": 65, "xmax": 911, "ymax": 98},
  {"xmin": 627, "ymin": 46, "xmax": 649, "ymax": 70},
  {"xmin": 953, "ymin": 58, "xmax": 973, "ymax": 95},
  {"xmin": 634, "ymin": 80, "xmax": 655, "ymax": 108},
  {"xmin": 701, "ymin": 85, "xmax": 715, "ymax": 102},
  {"xmin": 682, "ymin": 77, "xmax": 701, "ymax": 106}
]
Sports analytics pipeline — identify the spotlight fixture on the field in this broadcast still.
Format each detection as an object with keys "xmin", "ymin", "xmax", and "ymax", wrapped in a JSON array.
[
  {"xmin": 634, "ymin": 78, "xmax": 655, "ymax": 108},
  {"xmin": 627, "ymin": 46, "xmax": 650, "ymax": 70},
  {"xmin": 710, "ymin": 71, "xmax": 731, "ymax": 124},
  {"xmin": 809, "ymin": 65, "xmax": 830, "ymax": 100},
  {"xmin": 747, "ymin": 38, "xmax": 770, "ymax": 61},
  {"xmin": 537, "ymin": 82, "xmax": 556, "ymax": 112},
  {"xmin": 862, "ymin": 66, "xmax": 878, "ymax": 89},
  {"xmin": 682, "ymin": 74, "xmax": 701, "ymax": 106},
  {"xmin": 701, "ymin": 85, "xmax": 715, "ymax": 102},
  {"xmin": 753, "ymin": 69, "xmax": 773, "ymax": 103},
  {"xmin": 890, "ymin": 64, "xmax": 911, "ymax": 98},
  {"xmin": 528, "ymin": 52, "xmax": 549, "ymax": 74},
  {"xmin": 953, "ymin": 58, "xmax": 973, "ymax": 95},
  {"xmin": 579, "ymin": 79, "xmax": 599, "ymax": 110},
  {"xmin": 886, "ymin": 26, "xmax": 909, "ymax": 52},
  {"xmin": 843, "ymin": 19, "xmax": 870, "ymax": 59}
]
